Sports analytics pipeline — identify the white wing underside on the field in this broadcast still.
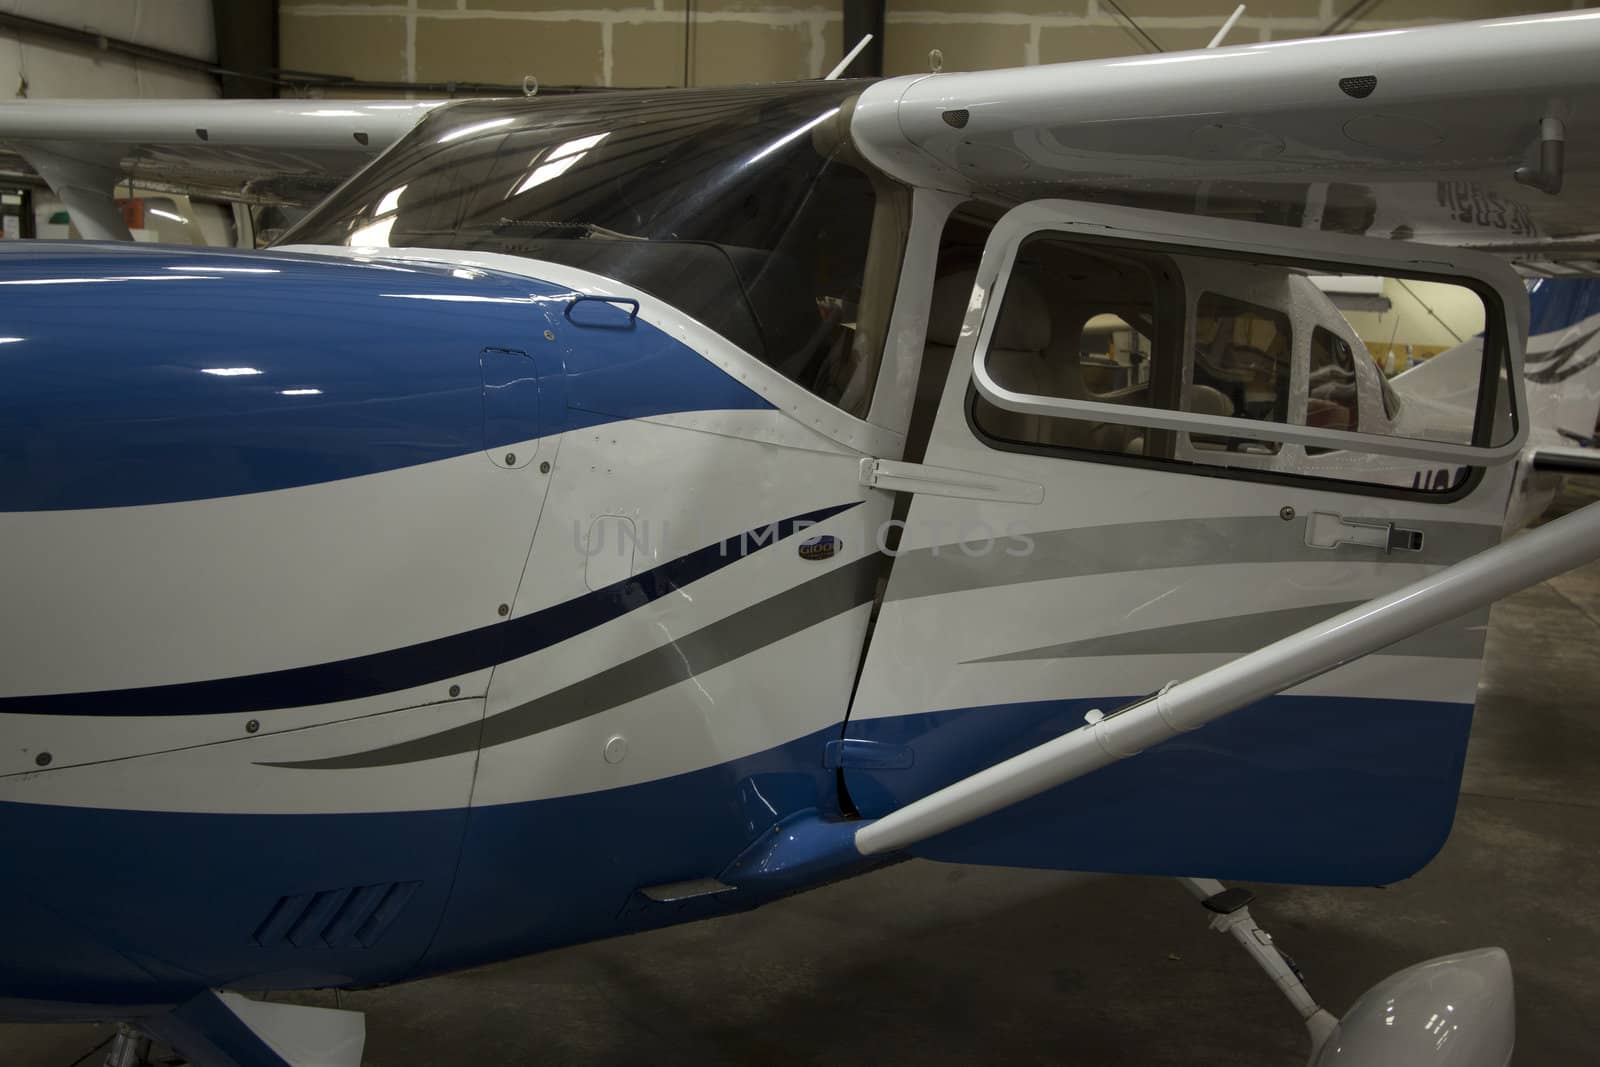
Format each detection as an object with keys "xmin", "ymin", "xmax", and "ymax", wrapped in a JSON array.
[
  {"xmin": 1, "ymin": 11, "xmax": 1599, "ymax": 266},
  {"xmin": 851, "ymin": 10, "xmax": 1600, "ymax": 272},
  {"xmin": 0, "ymin": 98, "xmax": 446, "ymax": 210}
]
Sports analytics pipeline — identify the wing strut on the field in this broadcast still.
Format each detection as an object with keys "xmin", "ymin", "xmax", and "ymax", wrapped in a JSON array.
[
  {"xmin": 14, "ymin": 141, "xmax": 131, "ymax": 240},
  {"xmin": 1514, "ymin": 115, "xmax": 1566, "ymax": 195}
]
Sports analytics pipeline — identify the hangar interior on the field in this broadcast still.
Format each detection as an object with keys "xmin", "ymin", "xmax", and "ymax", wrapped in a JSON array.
[{"xmin": 1, "ymin": 2, "xmax": 1598, "ymax": 1066}]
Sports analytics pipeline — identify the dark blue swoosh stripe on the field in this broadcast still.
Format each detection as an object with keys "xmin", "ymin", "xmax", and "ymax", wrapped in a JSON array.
[
  {"xmin": 0, "ymin": 502, "xmax": 860, "ymax": 717},
  {"xmin": 0, "ymin": 243, "xmax": 772, "ymax": 511}
]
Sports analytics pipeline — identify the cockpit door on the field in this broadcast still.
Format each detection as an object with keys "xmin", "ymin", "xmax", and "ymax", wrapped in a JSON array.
[{"xmin": 840, "ymin": 201, "xmax": 1528, "ymax": 885}]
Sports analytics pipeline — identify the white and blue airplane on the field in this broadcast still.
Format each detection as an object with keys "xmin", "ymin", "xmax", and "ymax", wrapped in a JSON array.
[{"xmin": 7, "ymin": 11, "xmax": 1600, "ymax": 1066}]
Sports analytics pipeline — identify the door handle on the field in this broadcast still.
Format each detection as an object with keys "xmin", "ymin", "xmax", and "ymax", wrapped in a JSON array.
[
  {"xmin": 563, "ymin": 295, "xmax": 639, "ymax": 328},
  {"xmin": 1304, "ymin": 512, "xmax": 1424, "ymax": 553}
]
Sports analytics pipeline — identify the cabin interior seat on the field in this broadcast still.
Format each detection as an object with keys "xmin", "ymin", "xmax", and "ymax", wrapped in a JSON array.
[
  {"xmin": 1186, "ymin": 383, "xmax": 1235, "ymax": 450},
  {"xmin": 908, "ymin": 267, "xmax": 1052, "ymax": 461},
  {"xmin": 1037, "ymin": 320, "xmax": 1143, "ymax": 456}
]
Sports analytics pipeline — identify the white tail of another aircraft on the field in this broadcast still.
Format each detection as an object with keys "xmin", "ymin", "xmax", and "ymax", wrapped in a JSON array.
[{"xmin": 1388, "ymin": 276, "xmax": 1600, "ymax": 530}]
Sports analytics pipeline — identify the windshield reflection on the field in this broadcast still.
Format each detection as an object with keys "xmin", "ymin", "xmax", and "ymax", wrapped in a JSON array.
[{"xmin": 283, "ymin": 82, "xmax": 899, "ymax": 417}]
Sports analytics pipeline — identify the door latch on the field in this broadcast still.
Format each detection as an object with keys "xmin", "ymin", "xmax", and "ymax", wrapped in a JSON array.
[{"xmin": 1304, "ymin": 512, "xmax": 1423, "ymax": 553}]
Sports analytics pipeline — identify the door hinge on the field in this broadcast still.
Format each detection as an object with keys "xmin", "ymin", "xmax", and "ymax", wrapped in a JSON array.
[
  {"xmin": 823, "ymin": 738, "xmax": 915, "ymax": 770},
  {"xmin": 859, "ymin": 458, "xmax": 1043, "ymax": 504}
]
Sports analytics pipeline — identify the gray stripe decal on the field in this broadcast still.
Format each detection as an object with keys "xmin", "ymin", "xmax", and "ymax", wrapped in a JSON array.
[
  {"xmin": 886, "ymin": 515, "xmax": 1501, "ymax": 603},
  {"xmin": 266, "ymin": 554, "xmax": 884, "ymax": 770},
  {"xmin": 967, "ymin": 602, "xmax": 1489, "ymax": 664}
]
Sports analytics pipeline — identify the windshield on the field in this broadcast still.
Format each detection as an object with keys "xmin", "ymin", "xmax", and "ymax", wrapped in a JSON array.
[{"xmin": 283, "ymin": 83, "xmax": 903, "ymax": 417}]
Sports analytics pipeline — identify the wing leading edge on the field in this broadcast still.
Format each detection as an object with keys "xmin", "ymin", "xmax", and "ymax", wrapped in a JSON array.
[{"xmin": 0, "ymin": 98, "xmax": 448, "ymax": 226}]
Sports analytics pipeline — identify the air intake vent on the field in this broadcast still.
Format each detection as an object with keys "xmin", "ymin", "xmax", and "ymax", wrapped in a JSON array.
[
  {"xmin": 252, "ymin": 881, "xmax": 420, "ymax": 949},
  {"xmin": 1339, "ymin": 74, "xmax": 1377, "ymax": 99}
]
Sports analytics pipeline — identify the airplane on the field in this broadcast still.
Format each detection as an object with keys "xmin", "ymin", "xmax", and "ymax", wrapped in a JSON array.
[{"xmin": 7, "ymin": 10, "xmax": 1600, "ymax": 1066}]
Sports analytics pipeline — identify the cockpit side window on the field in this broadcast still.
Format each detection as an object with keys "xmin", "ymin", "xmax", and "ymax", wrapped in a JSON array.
[
  {"xmin": 281, "ymin": 85, "xmax": 907, "ymax": 420},
  {"xmin": 971, "ymin": 238, "xmax": 1183, "ymax": 459}
]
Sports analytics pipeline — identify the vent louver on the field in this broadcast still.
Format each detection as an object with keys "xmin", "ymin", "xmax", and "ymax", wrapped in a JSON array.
[
  {"xmin": 1339, "ymin": 74, "xmax": 1378, "ymax": 99},
  {"xmin": 251, "ymin": 881, "xmax": 420, "ymax": 949}
]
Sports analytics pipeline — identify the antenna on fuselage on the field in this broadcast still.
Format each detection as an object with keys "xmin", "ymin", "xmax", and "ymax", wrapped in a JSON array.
[
  {"xmin": 825, "ymin": 34, "xmax": 874, "ymax": 80},
  {"xmin": 1207, "ymin": 5, "xmax": 1247, "ymax": 48}
]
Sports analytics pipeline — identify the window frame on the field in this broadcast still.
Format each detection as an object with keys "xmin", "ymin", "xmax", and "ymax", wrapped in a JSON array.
[
  {"xmin": 966, "ymin": 384, "xmax": 1488, "ymax": 504},
  {"xmin": 965, "ymin": 202, "xmax": 1524, "ymax": 472}
]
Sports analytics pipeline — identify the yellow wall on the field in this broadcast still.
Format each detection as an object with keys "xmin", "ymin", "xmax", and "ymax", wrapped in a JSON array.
[
  {"xmin": 1344, "ymin": 278, "xmax": 1488, "ymax": 366},
  {"xmin": 279, "ymin": 0, "xmax": 1584, "ymax": 93}
]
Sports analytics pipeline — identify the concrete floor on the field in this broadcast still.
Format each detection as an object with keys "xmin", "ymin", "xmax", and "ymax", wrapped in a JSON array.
[{"xmin": 9, "ymin": 553, "xmax": 1600, "ymax": 1066}]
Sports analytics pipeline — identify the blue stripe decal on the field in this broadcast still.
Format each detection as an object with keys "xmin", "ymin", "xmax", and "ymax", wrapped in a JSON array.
[
  {"xmin": 841, "ymin": 693, "xmax": 1472, "ymax": 886},
  {"xmin": 0, "ymin": 502, "xmax": 859, "ymax": 717},
  {"xmin": 0, "ymin": 242, "xmax": 771, "ymax": 511},
  {"xmin": 0, "ymin": 722, "xmax": 845, "ymax": 1014},
  {"xmin": 1529, "ymin": 277, "xmax": 1600, "ymax": 336},
  {"xmin": 0, "ymin": 694, "xmax": 1471, "ymax": 1015}
]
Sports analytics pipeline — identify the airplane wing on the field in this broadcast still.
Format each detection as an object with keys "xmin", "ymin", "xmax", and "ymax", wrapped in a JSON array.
[
  {"xmin": 851, "ymin": 10, "xmax": 1600, "ymax": 263},
  {"xmin": 0, "ymin": 98, "xmax": 447, "ymax": 238}
]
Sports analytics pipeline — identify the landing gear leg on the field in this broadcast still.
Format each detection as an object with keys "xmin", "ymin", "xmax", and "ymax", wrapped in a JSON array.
[
  {"xmin": 1177, "ymin": 877, "xmax": 1338, "ymax": 1059},
  {"xmin": 103, "ymin": 1022, "xmax": 153, "ymax": 1067}
]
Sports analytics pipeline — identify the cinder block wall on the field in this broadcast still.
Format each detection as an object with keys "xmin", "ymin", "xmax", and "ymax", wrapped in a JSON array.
[
  {"xmin": 280, "ymin": 0, "xmax": 843, "ymax": 89},
  {"xmin": 279, "ymin": 1, "xmax": 1585, "ymax": 93},
  {"xmin": 0, "ymin": 0, "xmax": 216, "ymax": 99},
  {"xmin": 882, "ymin": 0, "xmax": 1579, "ymax": 73}
]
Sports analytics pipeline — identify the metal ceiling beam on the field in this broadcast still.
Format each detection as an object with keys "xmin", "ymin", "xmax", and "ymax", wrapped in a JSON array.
[
  {"xmin": 213, "ymin": 0, "xmax": 276, "ymax": 98},
  {"xmin": 1103, "ymin": 0, "xmax": 1163, "ymax": 54},
  {"xmin": 842, "ymin": 0, "xmax": 885, "ymax": 77},
  {"xmin": 0, "ymin": 9, "xmax": 614, "ymax": 97}
]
